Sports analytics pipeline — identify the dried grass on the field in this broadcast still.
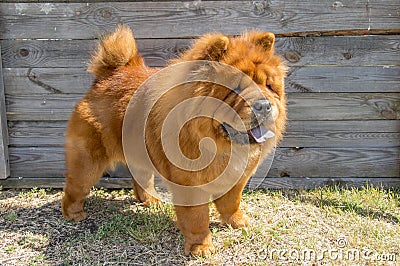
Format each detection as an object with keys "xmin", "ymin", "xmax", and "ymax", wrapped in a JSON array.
[{"xmin": 0, "ymin": 186, "xmax": 399, "ymax": 265}]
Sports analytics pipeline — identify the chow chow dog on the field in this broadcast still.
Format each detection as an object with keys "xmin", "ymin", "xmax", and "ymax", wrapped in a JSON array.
[{"xmin": 62, "ymin": 25, "xmax": 287, "ymax": 255}]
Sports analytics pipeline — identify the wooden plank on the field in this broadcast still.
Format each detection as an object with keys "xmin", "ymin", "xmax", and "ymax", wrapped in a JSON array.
[
  {"xmin": 8, "ymin": 121, "xmax": 66, "ymax": 147},
  {"xmin": 0, "ymin": 38, "xmax": 190, "ymax": 69},
  {"xmin": 286, "ymin": 120, "xmax": 400, "ymax": 134},
  {"xmin": 0, "ymin": 177, "xmax": 399, "ymax": 190},
  {"xmin": 0, "ymin": 46, "xmax": 10, "ymax": 179},
  {"xmin": 270, "ymin": 147, "xmax": 400, "ymax": 178},
  {"xmin": 3, "ymin": 66, "xmax": 400, "ymax": 95},
  {"xmin": 246, "ymin": 177, "xmax": 400, "ymax": 190},
  {"xmin": 5, "ymin": 93, "xmax": 399, "ymax": 121},
  {"xmin": 1, "ymin": 1, "xmax": 399, "ymax": 39},
  {"xmin": 9, "ymin": 147, "xmax": 66, "ymax": 177},
  {"xmin": 0, "ymin": 177, "xmax": 132, "ymax": 189},
  {"xmin": 285, "ymin": 93, "xmax": 400, "ymax": 121},
  {"xmin": 277, "ymin": 35, "xmax": 400, "ymax": 67},
  {"xmin": 5, "ymin": 94, "xmax": 78, "ymax": 121},
  {"xmin": 7, "ymin": 120, "xmax": 400, "ymax": 148},
  {"xmin": 282, "ymin": 120, "xmax": 400, "ymax": 148},
  {"xmin": 1, "ymin": 0, "xmax": 201, "ymax": 2},
  {"xmin": 286, "ymin": 66, "xmax": 400, "ymax": 93},
  {"xmin": 8, "ymin": 146, "xmax": 400, "ymax": 178},
  {"xmin": 2, "ymin": 35, "xmax": 400, "ymax": 68},
  {"xmin": 3, "ymin": 68, "xmax": 93, "ymax": 95}
]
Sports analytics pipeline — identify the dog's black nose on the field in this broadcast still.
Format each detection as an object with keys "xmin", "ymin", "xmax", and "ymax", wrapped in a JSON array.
[{"xmin": 252, "ymin": 99, "xmax": 272, "ymax": 116}]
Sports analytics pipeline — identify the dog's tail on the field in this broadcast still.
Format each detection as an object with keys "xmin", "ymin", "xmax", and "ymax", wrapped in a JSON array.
[{"xmin": 88, "ymin": 25, "xmax": 140, "ymax": 79}]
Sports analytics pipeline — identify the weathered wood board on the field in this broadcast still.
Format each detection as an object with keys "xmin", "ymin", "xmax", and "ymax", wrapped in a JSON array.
[
  {"xmin": 283, "ymin": 120, "xmax": 400, "ymax": 148},
  {"xmin": 246, "ymin": 177, "xmax": 400, "ymax": 190},
  {"xmin": 1, "ymin": 1, "xmax": 399, "ymax": 39},
  {"xmin": 7, "ymin": 120, "xmax": 400, "ymax": 148},
  {"xmin": 1, "ymin": 177, "xmax": 399, "ymax": 190},
  {"xmin": 0, "ymin": 46, "xmax": 10, "ymax": 179},
  {"xmin": 2, "ymin": 36, "xmax": 400, "ymax": 68},
  {"xmin": 3, "ymin": 66, "xmax": 400, "ymax": 95},
  {"xmin": 5, "ymin": 92, "xmax": 400, "ymax": 121},
  {"xmin": 8, "ymin": 146, "xmax": 399, "ymax": 178}
]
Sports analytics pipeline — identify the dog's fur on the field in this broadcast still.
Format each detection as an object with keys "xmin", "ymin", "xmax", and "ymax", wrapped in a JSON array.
[{"xmin": 62, "ymin": 25, "xmax": 287, "ymax": 256}]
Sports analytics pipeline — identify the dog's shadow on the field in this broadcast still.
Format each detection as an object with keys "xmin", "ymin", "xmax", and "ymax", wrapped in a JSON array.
[{"xmin": 1, "ymin": 190, "xmax": 194, "ymax": 265}]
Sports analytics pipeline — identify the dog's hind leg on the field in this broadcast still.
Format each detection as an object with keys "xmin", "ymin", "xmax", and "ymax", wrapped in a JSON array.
[
  {"xmin": 131, "ymin": 168, "xmax": 160, "ymax": 206},
  {"xmin": 62, "ymin": 143, "xmax": 108, "ymax": 222},
  {"xmin": 62, "ymin": 133, "xmax": 109, "ymax": 222}
]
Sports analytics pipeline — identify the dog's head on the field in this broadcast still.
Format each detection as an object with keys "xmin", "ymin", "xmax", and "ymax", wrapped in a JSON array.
[{"xmin": 174, "ymin": 31, "xmax": 287, "ymax": 148}]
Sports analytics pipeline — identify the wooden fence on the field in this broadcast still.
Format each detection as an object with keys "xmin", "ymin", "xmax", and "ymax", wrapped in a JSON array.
[{"xmin": 0, "ymin": 0, "xmax": 399, "ymax": 189}]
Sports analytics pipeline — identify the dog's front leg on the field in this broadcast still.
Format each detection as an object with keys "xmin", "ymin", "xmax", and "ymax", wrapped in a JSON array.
[
  {"xmin": 175, "ymin": 204, "xmax": 215, "ymax": 256},
  {"xmin": 213, "ymin": 176, "xmax": 250, "ymax": 228}
]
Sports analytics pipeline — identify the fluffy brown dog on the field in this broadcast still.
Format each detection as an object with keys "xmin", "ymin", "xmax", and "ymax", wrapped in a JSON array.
[{"xmin": 62, "ymin": 25, "xmax": 287, "ymax": 256}]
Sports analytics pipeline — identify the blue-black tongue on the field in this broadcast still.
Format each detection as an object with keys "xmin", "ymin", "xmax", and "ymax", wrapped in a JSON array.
[{"xmin": 248, "ymin": 125, "xmax": 275, "ymax": 143}]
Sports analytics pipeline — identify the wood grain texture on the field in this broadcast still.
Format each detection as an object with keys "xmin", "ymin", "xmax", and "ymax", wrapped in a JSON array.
[
  {"xmin": 3, "ymin": 66, "xmax": 400, "ymax": 95},
  {"xmin": 269, "ymin": 147, "xmax": 399, "ymax": 178},
  {"xmin": 8, "ymin": 121, "xmax": 66, "ymax": 147},
  {"xmin": 3, "ymin": 68, "xmax": 93, "ymax": 95},
  {"xmin": 0, "ymin": 177, "xmax": 398, "ymax": 189},
  {"xmin": 0, "ymin": 46, "xmax": 10, "ymax": 179},
  {"xmin": 6, "ymin": 93, "xmax": 399, "ymax": 121},
  {"xmin": 276, "ymin": 35, "xmax": 400, "ymax": 67},
  {"xmin": 1, "ymin": 1, "xmax": 399, "ymax": 39},
  {"xmin": 8, "ymin": 147, "xmax": 65, "ymax": 177},
  {"xmin": 8, "ymin": 146, "xmax": 400, "ymax": 178},
  {"xmin": 2, "ymin": 0, "xmax": 216, "ymax": 2},
  {"xmin": 2, "ymin": 35, "xmax": 399, "ymax": 68},
  {"xmin": 246, "ymin": 177, "xmax": 400, "ymax": 189},
  {"xmin": 286, "ymin": 93, "xmax": 400, "ymax": 121},
  {"xmin": 7, "ymin": 120, "xmax": 400, "ymax": 148},
  {"xmin": 282, "ymin": 120, "xmax": 400, "ymax": 148},
  {"xmin": 5, "ymin": 94, "xmax": 78, "ymax": 121},
  {"xmin": 286, "ymin": 66, "xmax": 400, "ymax": 93},
  {"xmin": 0, "ymin": 38, "xmax": 190, "ymax": 68},
  {"xmin": 0, "ymin": 177, "xmax": 132, "ymax": 189}
]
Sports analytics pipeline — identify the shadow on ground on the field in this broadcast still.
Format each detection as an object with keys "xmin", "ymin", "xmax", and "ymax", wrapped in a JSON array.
[{"xmin": 0, "ymin": 190, "xmax": 190, "ymax": 265}]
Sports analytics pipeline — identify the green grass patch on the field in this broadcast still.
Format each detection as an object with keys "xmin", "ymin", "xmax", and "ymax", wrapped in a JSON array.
[{"xmin": 95, "ymin": 204, "xmax": 175, "ymax": 243}]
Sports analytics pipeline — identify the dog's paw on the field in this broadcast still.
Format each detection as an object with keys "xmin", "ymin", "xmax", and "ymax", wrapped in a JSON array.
[
  {"xmin": 135, "ymin": 189, "xmax": 160, "ymax": 207},
  {"xmin": 221, "ymin": 211, "xmax": 249, "ymax": 228},
  {"xmin": 62, "ymin": 197, "xmax": 88, "ymax": 222},
  {"xmin": 62, "ymin": 210, "xmax": 88, "ymax": 222},
  {"xmin": 141, "ymin": 196, "xmax": 161, "ymax": 207},
  {"xmin": 185, "ymin": 243, "xmax": 216, "ymax": 257}
]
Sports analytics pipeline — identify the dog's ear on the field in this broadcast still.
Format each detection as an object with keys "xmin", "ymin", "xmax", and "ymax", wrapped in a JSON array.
[
  {"xmin": 249, "ymin": 32, "xmax": 275, "ymax": 52},
  {"xmin": 181, "ymin": 33, "xmax": 230, "ymax": 61}
]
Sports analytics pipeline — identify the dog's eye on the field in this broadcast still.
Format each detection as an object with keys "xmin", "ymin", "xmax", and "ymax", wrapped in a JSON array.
[{"xmin": 266, "ymin": 84, "xmax": 273, "ymax": 91}]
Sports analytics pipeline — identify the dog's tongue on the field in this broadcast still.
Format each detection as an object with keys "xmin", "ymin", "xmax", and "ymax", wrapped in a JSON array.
[{"xmin": 248, "ymin": 125, "xmax": 275, "ymax": 143}]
